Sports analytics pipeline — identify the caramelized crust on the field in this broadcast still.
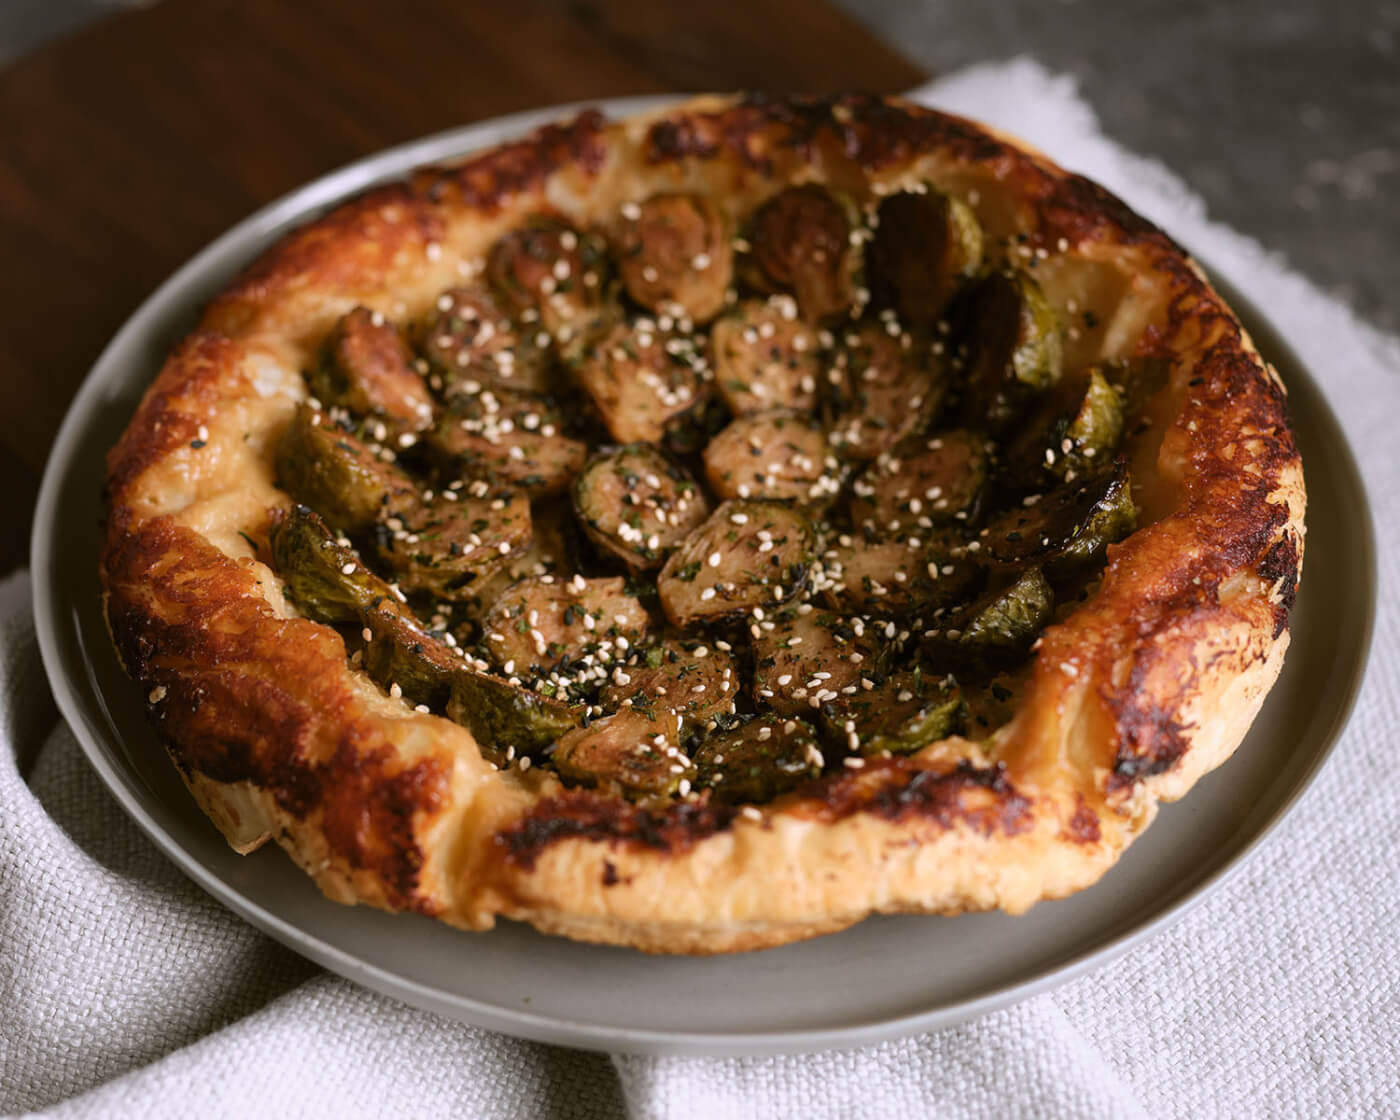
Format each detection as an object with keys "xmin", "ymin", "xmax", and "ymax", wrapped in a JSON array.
[{"xmin": 100, "ymin": 94, "xmax": 1304, "ymax": 953}]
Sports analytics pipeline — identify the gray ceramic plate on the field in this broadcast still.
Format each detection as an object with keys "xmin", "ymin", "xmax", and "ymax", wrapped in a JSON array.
[{"xmin": 32, "ymin": 98, "xmax": 1375, "ymax": 1057}]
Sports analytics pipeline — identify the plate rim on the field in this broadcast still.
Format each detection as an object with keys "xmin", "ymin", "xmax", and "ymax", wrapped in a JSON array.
[{"xmin": 30, "ymin": 96, "xmax": 1379, "ymax": 1056}]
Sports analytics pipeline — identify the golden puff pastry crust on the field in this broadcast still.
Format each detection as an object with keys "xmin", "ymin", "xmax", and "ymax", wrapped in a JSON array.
[{"xmin": 100, "ymin": 94, "xmax": 1304, "ymax": 954}]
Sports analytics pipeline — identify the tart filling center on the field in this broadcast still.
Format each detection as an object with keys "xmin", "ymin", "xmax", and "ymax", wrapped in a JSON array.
[{"xmin": 270, "ymin": 179, "xmax": 1155, "ymax": 808}]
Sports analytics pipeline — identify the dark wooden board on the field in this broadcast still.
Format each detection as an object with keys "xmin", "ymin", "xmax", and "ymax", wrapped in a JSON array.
[{"xmin": 0, "ymin": 0, "xmax": 922, "ymax": 573}]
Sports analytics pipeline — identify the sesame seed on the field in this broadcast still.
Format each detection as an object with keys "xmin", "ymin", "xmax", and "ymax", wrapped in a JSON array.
[{"xmin": 148, "ymin": 685, "xmax": 167, "ymax": 704}]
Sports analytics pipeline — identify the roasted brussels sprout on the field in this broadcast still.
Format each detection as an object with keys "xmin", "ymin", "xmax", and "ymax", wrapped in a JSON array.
[
  {"xmin": 445, "ymin": 666, "xmax": 583, "ymax": 767},
  {"xmin": 741, "ymin": 185, "xmax": 858, "ymax": 321},
  {"xmin": 308, "ymin": 307, "xmax": 435, "ymax": 432},
  {"xmin": 850, "ymin": 428, "xmax": 992, "ymax": 535},
  {"xmin": 821, "ymin": 532, "xmax": 980, "ymax": 618},
  {"xmin": 573, "ymin": 444, "xmax": 709, "ymax": 571},
  {"xmin": 711, "ymin": 296, "xmax": 821, "ymax": 415},
  {"xmin": 867, "ymin": 185, "xmax": 983, "ymax": 324},
  {"xmin": 981, "ymin": 458, "xmax": 1136, "ymax": 578},
  {"xmin": 570, "ymin": 319, "xmax": 710, "ymax": 445},
  {"xmin": 272, "ymin": 503, "xmax": 408, "ymax": 624},
  {"xmin": 483, "ymin": 574, "xmax": 649, "ymax": 674},
  {"xmin": 825, "ymin": 321, "xmax": 948, "ymax": 462},
  {"xmin": 822, "ymin": 670, "xmax": 965, "ymax": 756},
  {"xmin": 925, "ymin": 566, "xmax": 1054, "ymax": 666},
  {"xmin": 276, "ymin": 404, "xmax": 416, "ymax": 534},
  {"xmin": 1001, "ymin": 367, "xmax": 1124, "ymax": 490},
  {"xmin": 959, "ymin": 270, "xmax": 1063, "ymax": 432},
  {"xmin": 692, "ymin": 716, "xmax": 825, "ymax": 804},
  {"xmin": 271, "ymin": 505, "xmax": 579, "ymax": 758},
  {"xmin": 750, "ymin": 606, "xmax": 883, "ymax": 717},
  {"xmin": 658, "ymin": 500, "xmax": 814, "ymax": 627},
  {"xmin": 274, "ymin": 506, "xmax": 449, "ymax": 701},
  {"xmin": 419, "ymin": 285, "xmax": 553, "ymax": 396},
  {"xmin": 486, "ymin": 215, "xmax": 612, "ymax": 350},
  {"xmin": 458, "ymin": 497, "xmax": 581, "ymax": 622},
  {"xmin": 703, "ymin": 409, "xmax": 843, "ymax": 505},
  {"xmin": 598, "ymin": 638, "xmax": 740, "ymax": 729},
  {"xmin": 428, "ymin": 388, "xmax": 587, "ymax": 499},
  {"xmin": 551, "ymin": 708, "xmax": 693, "ymax": 798},
  {"xmin": 612, "ymin": 193, "xmax": 734, "ymax": 323},
  {"xmin": 374, "ymin": 487, "xmax": 532, "ymax": 600}
]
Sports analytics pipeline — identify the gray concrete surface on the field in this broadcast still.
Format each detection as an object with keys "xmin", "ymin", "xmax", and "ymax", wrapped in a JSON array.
[
  {"xmin": 837, "ymin": 0, "xmax": 1400, "ymax": 334},
  {"xmin": 4, "ymin": 0, "xmax": 1396, "ymax": 333}
]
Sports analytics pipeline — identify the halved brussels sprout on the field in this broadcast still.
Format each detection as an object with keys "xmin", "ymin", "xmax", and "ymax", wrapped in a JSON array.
[
  {"xmin": 598, "ymin": 638, "xmax": 739, "ymax": 729},
  {"xmin": 374, "ymin": 487, "xmax": 532, "ymax": 600},
  {"xmin": 741, "ymin": 185, "xmax": 858, "ymax": 321},
  {"xmin": 573, "ymin": 444, "xmax": 709, "ymax": 571},
  {"xmin": 1001, "ymin": 367, "xmax": 1125, "ymax": 490},
  {"xmin": 458, "ymin": 497, "xmax": 581, "ymax": 622},
  {"xmin": 849, "ymin": 428, "xmax": 992, "ymax": 535},
  {"xmin": 981, "ymin": 458, "xmax": 1136, "ymax": 578},
  {"xmin": 427, "ymin": 387, "xmax": 587, "ymax": 499},
  {"xmin": 486, "ymin": 215, "xmax": 612, "ymax": 350},
  {"xmin": 570, "ymin": 319, "xmax": 710, "ymax": 445},
  {"xmin": 959, "ymin": 270, "xmax": 1063, "ymax": 432},
  {"xmin": 925, "ymin": 566, "xmax": 1054, "ymax": 666},
  {"xmin": 419, "ymin": 285, "xmax": 553, "ymax": 396},
  {"xmin": 825, "ymin": 321, "xmax": 948, "ymax": 462},
  {"xmin": 308, "ymin": 307, "xmax": 434, "ymax": 432},
  {"xmin": 703, "ymin": 409, "xmax": 843, "ymax": 505},
  {"xmin": 692, "ymin": 716, "xmax": 825, "ymax": 804},
  {"xmin": 821, "ymin": 532, "xmax": 980, "ymax": 619},
  {"xmin": 711, "ymin": 297, "xmax": 821, "ymax": 415},
  {"xmin": 612, "ymin": 193, "xmax": 734, "ymax": 323},
  {"xmin": 657, "ymin": 500, "xmax": 814, "ymax": 627},
  {"xmin": 483, "ymin": 574, "xmax": 649, "ymax": 674},
  {"xmin": 272, "ymin": 503, "xmax": 407, "ymax": 624},
  {"xmin": 750, "ymin": 606, "xmax": 883, "ymax": 717},
  {"xmin": 867, "ymin": 185, "xmax": 983, "ymax": 324},
  {"xmin": 270, "ymin": 505, "xmax": 579, "ymax": 761},
  {"xmin": 445, "ymin": 665, "xmax": 583, "ymax": 767},
  {"xmin": 550, "ymin": 708, "xmax": 693, "ymax": 798},
  {"xmin": 275, "ymin": 404, "xmax": 416, "ymax": 534},
  {"xmin": 822, "ymin": 670, "xmax": 965, "ymax": 757}
]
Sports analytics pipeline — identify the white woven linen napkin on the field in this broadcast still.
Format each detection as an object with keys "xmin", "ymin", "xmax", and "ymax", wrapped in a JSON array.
[{"xmin": 4, "ymin": 59, "xmax": 1398, "ymax": 1118}]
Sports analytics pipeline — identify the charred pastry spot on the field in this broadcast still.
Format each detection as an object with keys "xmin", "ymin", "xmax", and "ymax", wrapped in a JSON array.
[
  {"xmin": 1257, "ymin": 529, "xmax": 1302, "ymax": 638},
  {"xmin": 1064, "ymin": 796, "xmax": 1101, "ymax": 844},
  {"xmin": 804, "ymin": 760, "xmax": 1032, "ymax": 837},
  {"xmin": 498, "ymin": 792, "xmax": 738, "ymax": 871},
  {"xmin": 445, "ymin": 109, "xmax": 609, "ymax": 208},
  {"xmin": 1104, "ymin": 663, "xmax": 1196, "ymax": 793}
]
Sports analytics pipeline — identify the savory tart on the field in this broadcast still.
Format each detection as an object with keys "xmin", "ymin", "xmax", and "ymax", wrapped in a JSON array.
[{"xmin": 99, "ymin": 94, "xmax": 1304, "ymax": 954}]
